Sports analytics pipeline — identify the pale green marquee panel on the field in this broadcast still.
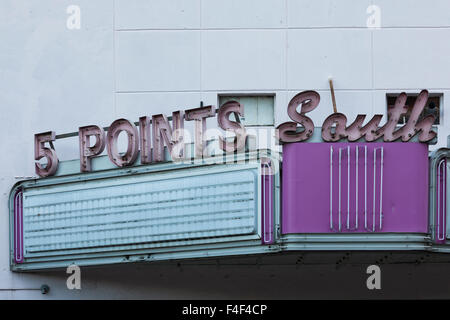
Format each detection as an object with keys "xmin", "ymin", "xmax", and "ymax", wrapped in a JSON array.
[
  {"xmin": 219, "ymin": 95, "xmax": 275, "ymax": 127},
  {"xmin": 10, "ymin": 153, "xmax": 280, "ymax": 271}
]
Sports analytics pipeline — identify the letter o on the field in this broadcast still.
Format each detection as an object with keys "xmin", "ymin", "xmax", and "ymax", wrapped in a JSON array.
[
  {"xmin": 321, "ymin": 113, "xmax": 348, "ymax": 142},
  {"xmin": 106, "ymin": 119, "xmax": 139, "ymax": 167}
]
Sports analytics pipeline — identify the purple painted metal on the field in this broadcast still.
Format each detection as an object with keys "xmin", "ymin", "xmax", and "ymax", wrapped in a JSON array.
[
  {"xmin": 261, "ymin": 158, "xmax": 274, "ymax": 244},
  {"xmin": 106, "ymin": 119, "xmax": 139, "ymax": 167},
  {"xmin": 436, "ymin": 158, "xmax": 447, "ymax": 243},
  {"xmin": 34, "ymin": 131, "xmax": 59, "ymax": 177},
  {"xmin": 78, "ymin": 125, "xmax": 106, "ymax": 172},
  {"xmin": 13, "ymin": 189, "xmax": 23, "ymax": 263},
  {"xmin": 217, "ymin": 101, "xmax": 246, "ymax": 153},
  {"xmin": 282, "ymin": 142, "xmax": 429, "ymax": 234}
]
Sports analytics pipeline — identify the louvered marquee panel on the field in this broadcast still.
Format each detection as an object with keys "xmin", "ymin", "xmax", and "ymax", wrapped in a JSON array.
[
  {"xmin": 9, "ymin": 156, "xmax": 283, "ymax": 271},
  {"xmin": 24, "ymin": 168, "xmax": 257, "ymax": 252}
]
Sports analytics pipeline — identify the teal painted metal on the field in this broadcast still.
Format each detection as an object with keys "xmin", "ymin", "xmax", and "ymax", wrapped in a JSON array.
[
  {"xmin": 10, "ymin": 151, "xmax": 281, "ymax": 271},
  {"xmin": 281, "ymin": 234, "xmax": 431, "ymax": 251},
  {"xmin": 12, "ymin": 141, "xmax": 447, "ymax": 271},
  {"xmin": 219, "ymin": 96, "xmax": 275, "ymax": 126},
  {"xmin": 24, "ymin": 169, "xmax": 258, "ymax": 252}
]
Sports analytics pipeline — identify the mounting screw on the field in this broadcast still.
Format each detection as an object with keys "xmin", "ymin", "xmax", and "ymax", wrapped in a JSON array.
[{"xmin": 40, "ymin": 284, "xmax": 50, "ymax": 294}]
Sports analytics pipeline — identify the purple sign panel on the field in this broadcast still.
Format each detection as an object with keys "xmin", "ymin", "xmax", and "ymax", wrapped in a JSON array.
[{"xmin": 282, "ymin": 143, "xmax": 429, "ymax": 234}]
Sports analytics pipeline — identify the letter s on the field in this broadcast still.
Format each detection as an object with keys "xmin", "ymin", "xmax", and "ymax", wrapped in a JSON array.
[
  {"xmin": 276, "ymin": 90, "xmax": 319, "ymax": 143},
  {"xmin": 218, "ymin": 101, "xmax": 246, "ymax": 152}
]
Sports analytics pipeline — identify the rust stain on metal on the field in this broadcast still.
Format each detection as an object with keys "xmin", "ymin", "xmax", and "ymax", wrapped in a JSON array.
[
  {"xmin": 139, "ymin": 116, "xmax": 152, "ymax": 164},
  {"xmin": 185, "ymin": 105, "xmax": 216, "ymax": 158},
  {"xmin": 217, "ymin": 101, "xmax": 246, "ymax": 153},
  {"xmin": 79, "ymin": 125, "xmax": 105, "ymax": 172},
  {"xmin": 34, "ymin": 131, "xmax": 59, "ymax": 177},
  {"xmin": 106, "ymin": 119, "xmax": 139, "ymax": 167},
  {"xmin": 321, "ymin": 89, "xmax": 436, "ymax": 143},
  {"xmin": 277, "ymin": 91, "xmax": 320, "ymax": 143},
  {"xmin": 152, "ymin": 111, "xmax": 185, "ymax": 162}
]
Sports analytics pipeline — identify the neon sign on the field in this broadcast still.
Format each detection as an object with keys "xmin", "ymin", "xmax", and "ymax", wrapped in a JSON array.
[{"xmin": 34, "ymin": 90, "xmax": 436, "ymax": 177}]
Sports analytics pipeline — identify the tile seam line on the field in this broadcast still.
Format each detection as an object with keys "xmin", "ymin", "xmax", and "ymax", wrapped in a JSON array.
[
  {"xmin": 114, "ymin": 26, "xmax": 450, "ymax": 32},
  {"xmin": 115, "ymin": 88, "xmax": 450, "ymax": 94}
]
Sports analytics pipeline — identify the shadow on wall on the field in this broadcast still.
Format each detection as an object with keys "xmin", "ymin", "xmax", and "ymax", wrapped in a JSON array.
[{"xmin": 13, "ymin": 252, "xmax": 450, "ymax": 299}]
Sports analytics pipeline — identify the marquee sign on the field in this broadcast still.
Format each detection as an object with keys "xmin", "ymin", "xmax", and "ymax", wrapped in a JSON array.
[
  {"xmin": 11, "ymin": 151, "xmax": 279, "ymax": 270},
  {"xmin": 11, "ymin": 89, "xmax": 450, "ymax": 271},
  {"xmin": 34, "ymin": 89, "xmax": 436, "ymax": 178}
]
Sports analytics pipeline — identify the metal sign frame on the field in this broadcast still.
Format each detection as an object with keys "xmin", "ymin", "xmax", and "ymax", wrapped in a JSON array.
[{"xmin": 10, "ymin": 150, "xmax": 281, "ymax": 271}]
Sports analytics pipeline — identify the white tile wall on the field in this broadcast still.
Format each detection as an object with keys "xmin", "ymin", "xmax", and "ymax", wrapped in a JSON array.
[
  {"xmin": 115, "ymin": 31, "xmax": 201, "ymax": 92},
  {"xmin": 377, "ymin": 0, "xmax": 450, "ymax": 27},
  {"xmin": 115, "ymin": 0, "xmax": 201, "ymax": 30},
  {"xmin": 116, "ymin": 92, "xmax": 202, "ymax": 117},
  {"xmin": 201, "ymin": 30, "xmax": 286, "ymax": 90},
  {"xmin": 202, "ymin": 0, "xmax": 286, "ymax": 29},
  {"xmin": 287, "ymin": 29, "xmax": 372, "ymax": 90},
  {"xmin": 288, "ymin": 0, "xmax": 371, "ymax": 28},
  {"xmin": 373, "ymin": 29, "xmax": 450, "ymax": 89},
  {"xmin": 0, "ymin": 0, "xmax": 114, "ymax": 135}
]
